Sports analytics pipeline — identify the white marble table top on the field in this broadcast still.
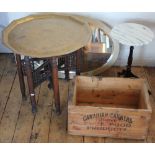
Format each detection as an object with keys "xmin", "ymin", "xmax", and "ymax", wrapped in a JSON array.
[{"xmin": 110, "ymin": 23, "xmax": 154, "ymax": 46}]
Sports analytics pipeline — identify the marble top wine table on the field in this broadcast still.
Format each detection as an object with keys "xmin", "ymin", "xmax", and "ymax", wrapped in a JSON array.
[{"xmin": 110, "ymin": 23, "xmax": 154, "ymax": 78}]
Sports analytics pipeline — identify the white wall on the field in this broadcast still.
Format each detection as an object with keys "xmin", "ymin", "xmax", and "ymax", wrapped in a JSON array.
[
  {"xmin": 0, "ymin": 12, "xmax": 33, "ymax": 53},
  {"xmin": 1, "ymin": 12, "xmax": 155, "ymax": 66},
  {"xmin": 0, "ymin": 12, "xmax": 10, "ymax": 53}
]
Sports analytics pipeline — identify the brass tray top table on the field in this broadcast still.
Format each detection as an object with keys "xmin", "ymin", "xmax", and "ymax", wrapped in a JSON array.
[
  {"xmin": 110, "ymin": 23, "xmax": 154, "ymax": 78},
  {"xmin": 2, "ymin": 14, "xmax": 92, "ymax": 114}
]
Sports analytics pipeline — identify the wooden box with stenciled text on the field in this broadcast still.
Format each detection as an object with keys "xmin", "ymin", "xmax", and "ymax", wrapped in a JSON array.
[{"xmin": 68, "ymin": 76, "xmax": 152, "ymax": 139}]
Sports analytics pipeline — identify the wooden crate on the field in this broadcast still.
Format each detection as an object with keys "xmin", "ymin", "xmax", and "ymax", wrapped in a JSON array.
[{"xmin": 68, "ymin": 76, "xmax": 152, "ymax": 139}]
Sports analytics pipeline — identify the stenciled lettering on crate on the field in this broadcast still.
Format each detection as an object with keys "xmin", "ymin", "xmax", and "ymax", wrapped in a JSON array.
[{"xmin": 83, "ymin": 112, "xmax": 133, "ymax": 130}]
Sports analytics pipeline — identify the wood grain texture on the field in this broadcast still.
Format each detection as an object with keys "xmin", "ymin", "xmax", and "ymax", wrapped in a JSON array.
[
  {"xmin": 12, "ymin": 82, "xmax": 41, "ymax": 143},
  {"xmin": 0, "ymin": 55, "xmax": 16, "ymax": 121},
  {"xmin": 0, "ymin": 75, "xmax": 21, "ymax": 142},
  {"xmin": 0, "ymin": 54, "xmax": 8, "ymax": 82},
  {"xmin": 144, "ymin": 67, "xmax": 155, "ymax": 142},
  {"xmin": 107, "ymin": 67, "xmax": 148, "ymax": 143},
  {"xmin": 84, "ymin": 67, "xmax": 116, "ymax": 143},
  {"xmin": 68, "ymin": 76, "xmax": 151, "ymax": 140},
  {"xmin": 84, "ymin": 137, "xmax": 104, "ymax": 143},
  {"xmin": 30, "ymin": 81, "xmax": 53, "ymax": 143},
  {"xmin": 49, "ymin": 80, "xmax": 83, "ymax": 142}
]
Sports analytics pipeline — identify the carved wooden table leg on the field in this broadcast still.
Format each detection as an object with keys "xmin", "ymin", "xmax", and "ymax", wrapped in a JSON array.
[
  {"xmin": 65, "ymin": 55, "xmax": 69, "ymax": 80},
  {"xmin": 76, "ymin": 49, "xmax": 81, "ymax": 75},
  {"xmin": 15, "ymin": 54, "xmax": 26, "ymax": 100},
  {"xmin": 50, "ymin": 57, "xmax": 61, "ymax": 114},
  {"xmin": 24, "ymin": 56, "xmax": 37, "ymax": 113}
]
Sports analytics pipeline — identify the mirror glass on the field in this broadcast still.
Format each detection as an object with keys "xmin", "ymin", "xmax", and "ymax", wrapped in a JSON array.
[{"xmin": 81, "ymin": 27, "xmax": 113, "ymax": 73}]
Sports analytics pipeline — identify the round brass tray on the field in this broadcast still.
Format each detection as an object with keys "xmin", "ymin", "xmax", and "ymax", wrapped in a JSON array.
[{"xmin": 2, "ymin": 14, "xmax": 92, "ymax": 58}]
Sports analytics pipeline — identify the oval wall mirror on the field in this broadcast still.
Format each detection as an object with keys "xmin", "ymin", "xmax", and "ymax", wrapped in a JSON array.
[{"xmin": 72, "ymin": 15, "xmax": 120, "ymax": 76}]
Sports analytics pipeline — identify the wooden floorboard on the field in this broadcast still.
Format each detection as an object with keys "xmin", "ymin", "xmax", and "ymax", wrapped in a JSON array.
[
  {"xmin": 0, "ymin": 55, "xmax": 17, "ymax": 120},
  {"xmin": 0, "ymin": 75, "xmax": 21, "ymax": 142},
  {"xmin": 12, "ymin": 83, "xmax": 41, "ymax": 143},
  {"xmin": 0, "ymin": 54, "xmax": 7, "ymax": 82},
  {"xmin": 30, "ymin": 81, "xmax": 53, "ymax": 143},
  {"xmin": 1, "ymin": 54, "xmax": 155, "ymax": 143},
  {"xmin": 48, "ymin": 80, "xmax": 83, "ymax": 143}
]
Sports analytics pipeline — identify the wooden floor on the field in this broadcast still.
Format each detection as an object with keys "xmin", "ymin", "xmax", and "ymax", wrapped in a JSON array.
[{"xmin": 0, "ymin": 54, "xmax": 155, "ymax": 143}]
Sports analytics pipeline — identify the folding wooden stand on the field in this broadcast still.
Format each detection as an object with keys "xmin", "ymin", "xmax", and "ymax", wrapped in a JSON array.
[{"xmin": 15, "ymin": 49, "xmax": 83, "ymax": 114}]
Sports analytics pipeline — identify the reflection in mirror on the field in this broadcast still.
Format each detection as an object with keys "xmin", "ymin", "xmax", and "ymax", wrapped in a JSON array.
[{"xmin": 81, "ymin": 27, "xmax": 113, "ymax": 72}]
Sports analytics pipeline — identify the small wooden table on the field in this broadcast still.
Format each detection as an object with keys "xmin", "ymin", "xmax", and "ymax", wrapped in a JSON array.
[
  {"xmin": 3, "ymin": 13, "xmax": 92, "ymax": 114},
  {"xmin": 110, "ymin": 23, "xmax": 154, "ymax": 78}
]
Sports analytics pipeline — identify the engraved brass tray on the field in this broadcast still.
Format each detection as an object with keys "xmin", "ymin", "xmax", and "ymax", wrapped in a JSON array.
[{"xmin": 2, "ymin": 14, "xmax": 92, "ymax": 58}]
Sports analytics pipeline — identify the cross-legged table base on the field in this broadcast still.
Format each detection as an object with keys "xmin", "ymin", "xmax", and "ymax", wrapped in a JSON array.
[
  {"xmin": 15, "ymin": 55, "xmax": 61, "ymax": 114},
  {"xmin": 15, "ymin": 49, "xmax": 83, "ymax": 114}
]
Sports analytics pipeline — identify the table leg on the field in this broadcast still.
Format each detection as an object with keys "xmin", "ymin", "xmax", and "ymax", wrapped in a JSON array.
[
  {"xmin": 24, "ymin": 56, "xmax": 37, "ymax": 113},
  {"xmin": 118, "ymin": 46, "xmax": 138, "ymax": 78},
  {"xmin": 50, "ymin": 57, "xmax": 61, "ymax": 115},
  {"xmin": 15, "ymin": 54, "xmax": 26, "ymax": 100},
  {"xmin": 76, "ymin": 49, "xmax": 81, "ymax": 75},
  {"xmin": 65, "ymin": 55, "xmax": 69, "ymax": 80}
]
